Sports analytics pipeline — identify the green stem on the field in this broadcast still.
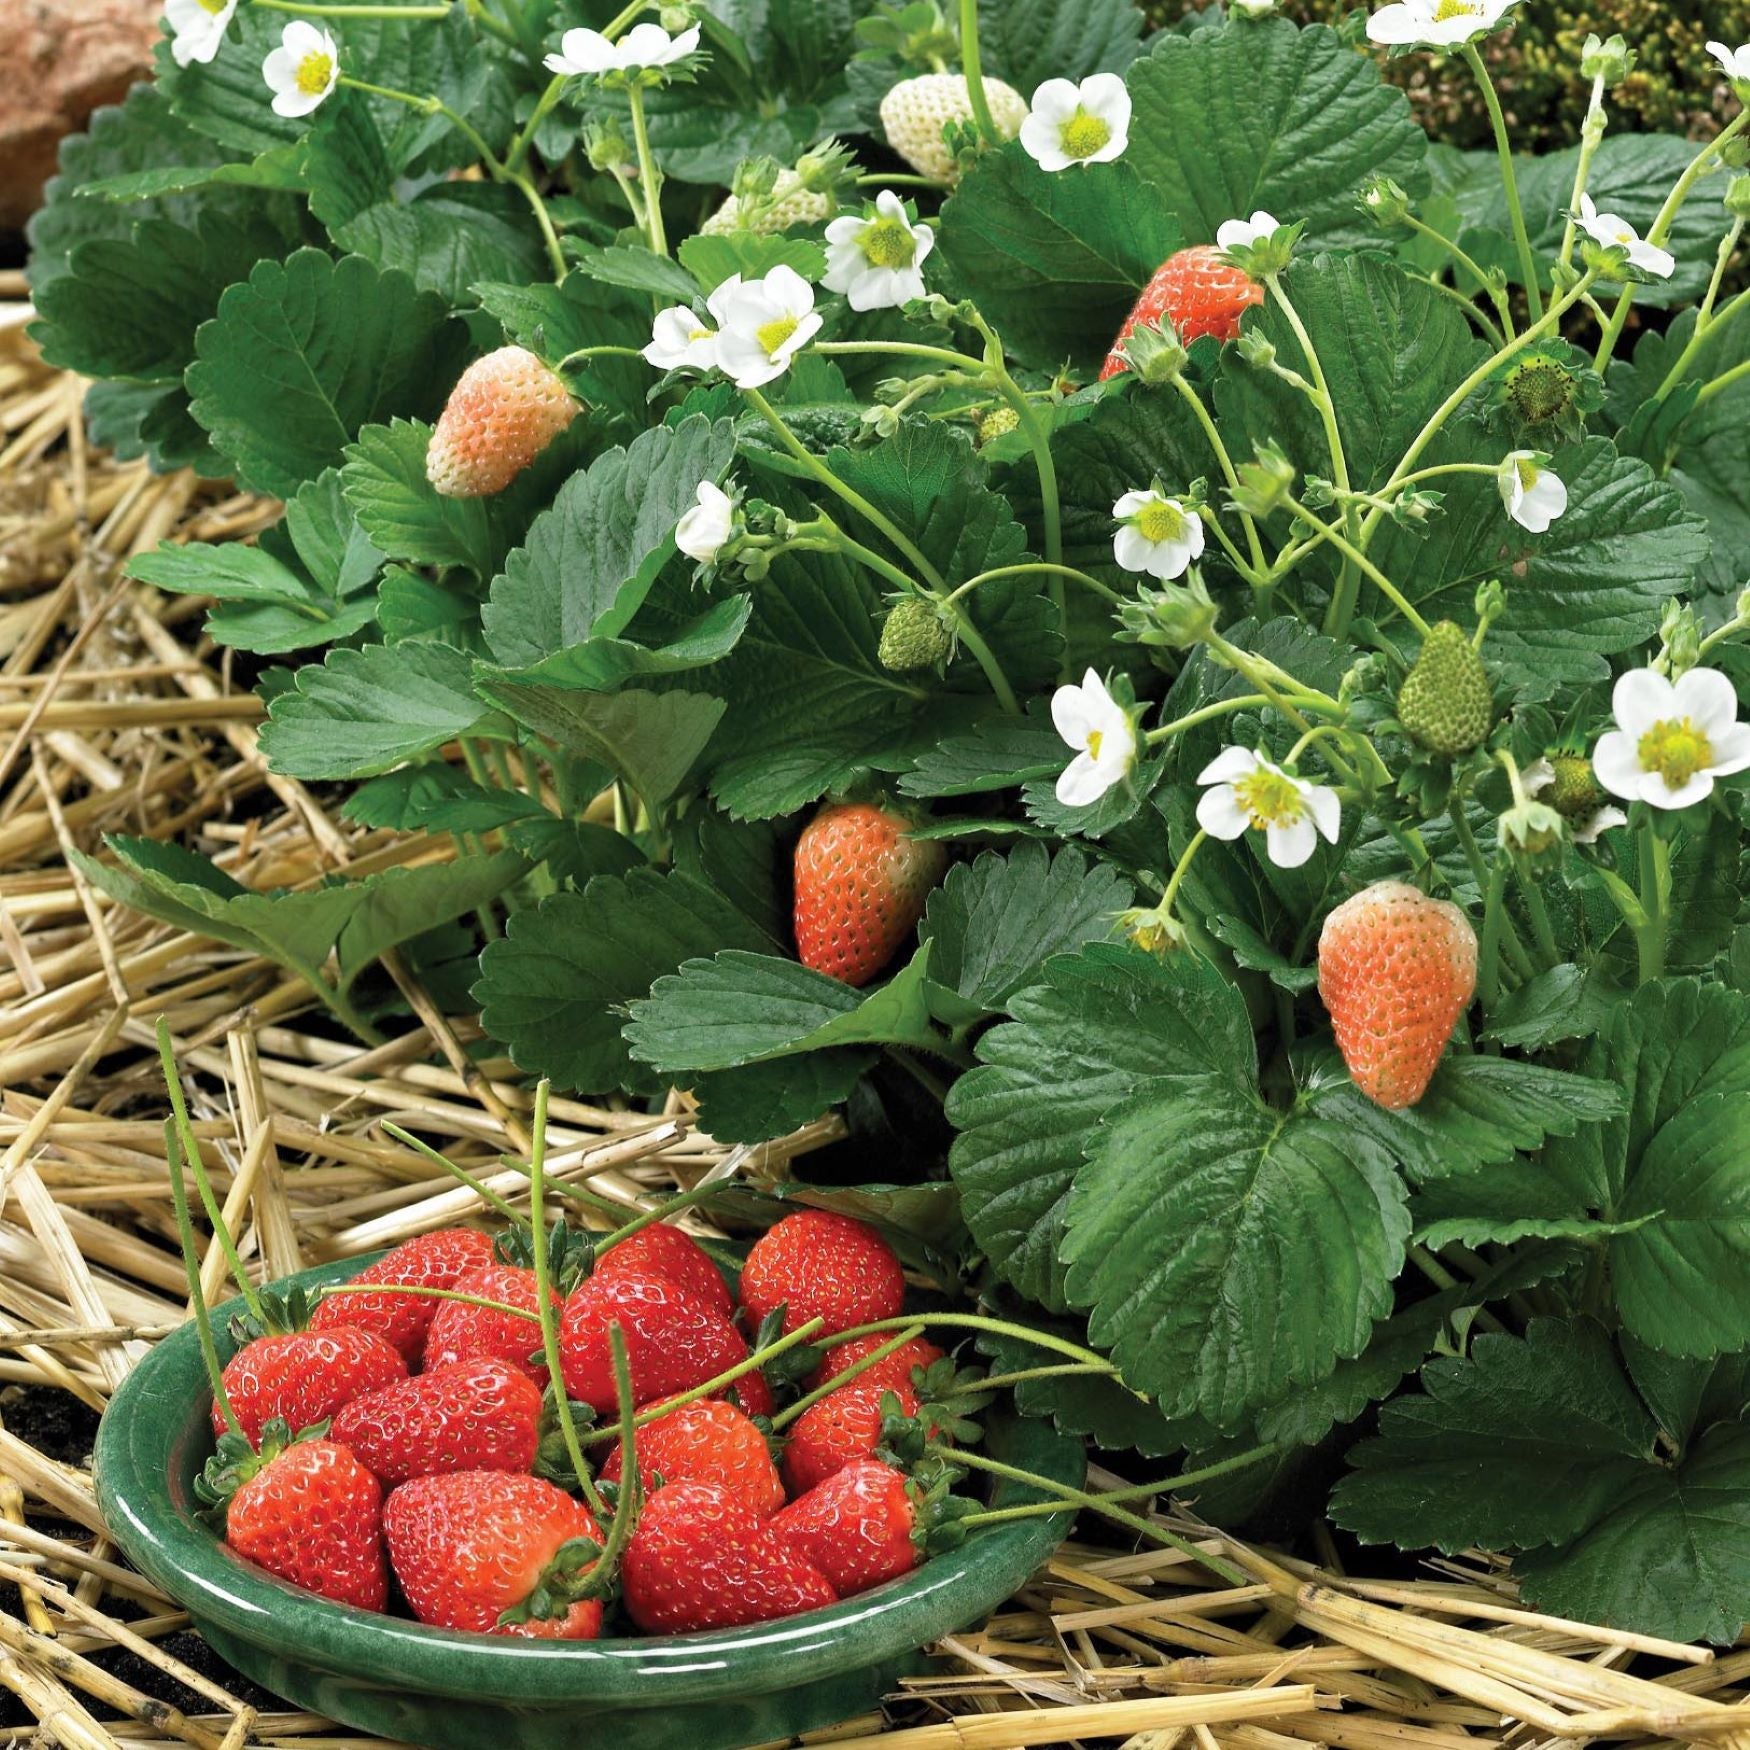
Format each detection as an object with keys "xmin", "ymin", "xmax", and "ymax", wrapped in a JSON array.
[
  {"xmin": 1287, "ymin": 500, "xmax": 1430, "ymax": 635},
  {"xmin": 1477, "ymin": 857, "xmax": 1509, "ymax": 1010},
  {"xmin": 1402, "ymin": 211, "xmax": 1514, "ymax": 338},
  {"xmin": 768, "ymin": 1324, "xmax": 928, "ymax": 1432},
  {"xmin": 1462, "ymin": 43, "xmax": 1542, "ymax": 323},
  {"xmin": 1174, "ymin": 376, "xmax": 1267, "ymax": 577},
  {"xmin": 378, "ymin": 1122, "xmax": 524, "ymax": 1224},
  {"xmin": 625, "ymin": 83, "xmax": 668, "ymax": 258},
  {"xmin": 1594, "ymin": 113, "xmax": 1749, "ymax": 373},
  {"xmin": 166, "ymin": 1121, "xmax": 242, "ymax": 1439},
  {"xmin": 1654, "ymin": 227, "xmax": 1745, "ymax": 399},
  {"xmin": 321, "ymin": 1283, "xmax": 537, "ymax": 1321},
  {"xmin": 157, "ymin": 1018, "xmax": 262, "ymax": 1322},
  {"xmin": 937, "ymin": 1447, "xmax": 1249, "ymax": 1586},
  {"xmin": 1146, "ymin": 694, "xmax": 1277, "ymax": 743},
  {"xmin": 575, "ymin": 1317, "xmax": 827, "ymax": 1446},
  {"xmin": 1557, "ymin": 82, "xmax": 1608, "ymax": 276},
  {"xmin": 818, "ymin": 1313, "xmax": 1122, "ymax": 1379},
  {"xmin": 961, "ymin": 1440, "xmax": 1283, "ymax": 1527},
  {"xmin": 1413, "ymin": 271, "xmax": 1506, "ymax": 347},
  {"xmin": 1636, "ymin": 828, "xmax": 1671, "ymax": 983},
  {"xmin": 592, "ymin": 1184, "xmax": 723, "ymax": 1256},
  {"xmin": 527, "ymin": 1081, "xmax": 607, "ymax": 1518},
  {"xmin": 1448, "ymin": 803, "xmax": 1534, "ymax": 981},
  {"xmin": 973, "ymin": 1363, "xmax": 1108, "ymax": 1394},
  {"xmin": 743, "ymin": 388, "xmax": 950, "ymax": 592},
  {"xmin": 944, "ymin": 562, "xmax": 1121, "ymax": 607},
  {"xmin": 1514, "ymin": 861, "xmax": 1562, "ymax": 967},
  {"xmin": 1698, "ymin": 356, "xmax": 1750, "ymax": 407},
  {"xmin": 577, "ymin": 1326, "xmax": 640, "ymax": 1598},
  {"xmin": 956, "ymin": 0, "xmax": 1000, "ymax": 143}
]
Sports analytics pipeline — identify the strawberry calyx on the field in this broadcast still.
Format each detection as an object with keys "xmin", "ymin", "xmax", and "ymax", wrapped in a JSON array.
[
  {"xmin": 195, "ymin": 1415, "xmax": 327, "ymax": 1524},
  {"xmin": 908, "ymin": 1472, "xmax": 982, "ymax": 1558},
  {"xmin": 533, "ymin": 1385, "xmax": 600, "ymax": 1489},
  {"xmin": 493, "ymin": 1532, "xmax": 608, "ymax": 1628},
  {"xmin": 494, "ymin": 1218, "xmax": 591, "ymax": 1294},
  {"xmin": 226, "ymin": 1281, "xmax": 320, "ymax": 1344}
]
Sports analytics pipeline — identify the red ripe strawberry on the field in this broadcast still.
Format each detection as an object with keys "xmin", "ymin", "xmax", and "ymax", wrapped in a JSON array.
[
  {"xmin": 724, "ymin": 1367, "xmax": 775, "ymax": 1420},
  {"xmin": 621, "ymin": 1480, "xmax": 836, "ymax": 1634},
  {"xmin": 383, "ymin": 1471, "xmax": 604, "ymax": 1639},
  {"xmin": 425, "ymin": 346, "xmax": 578, "ymax": 499},
  {"xmin": 774, "ymin": 1459, "xmax": 919, "ymax": 1596},
  {"xmin": 593, "ymin": 1223, "xmax": 732, "ymax": 1320},
  {"xmin": 601, "ymin": 1398, "xmax": 784, "ymax": 1516},
  {"xmin": 1318, "ymin": 879, "xmax": 1479, "ymax": 1110},
  {"xmin": 329, "ymin": 1359, "xmax": 542, "ymax": 1486},
  {"xmin": 310, "ymin": 1228, "xmax": 494, "ymax": 1366},
  {"xmin": 1099, "ymin": 245, "xmax": 1265, "ymax": 380},
  {"xmin": 214, "ymin": 1327, "xmax": 405, "ymax": 1447},
  {"xmin": 782, "ymin": 1378, "xmax": 919, "ymax": 1497},
  {"xmin": 793, "ymin": 801, "xmax": 946, "ymax": 988},
  {"xmin": 808, "ymin": 1333, "xmax": 944, "ymax": 1396},
  {"xmin": 223, "ymin": 1435, "xmax": 387, "ymax": 1611},
  {"xmin": 740, "ymin": 1210, "xmax": 906, "ymax": 1340},
  {"xmin": 424, "ymin": 1263, "xmax": 557, "ymax": 1385},
  {"xmin": 558, "ymin": 1271, "xmax": 748, "ymax": 1415}
]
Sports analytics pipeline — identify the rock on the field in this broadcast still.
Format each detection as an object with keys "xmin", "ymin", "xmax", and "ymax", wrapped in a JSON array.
[{"xmin": 0, "ymin": 0, "xmax": 164, "ymax": 232}]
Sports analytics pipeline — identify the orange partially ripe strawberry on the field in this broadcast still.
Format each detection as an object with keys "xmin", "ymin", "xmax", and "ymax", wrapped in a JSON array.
[
  {"xmin": 1317, "ymin": 880, "xmax": 1478, "ymax": 1110},
  {"xmin": 1100, "ymin": 246, "xmax": 1264, "ymax": 380},
  {"xmin": 425, "ymin": 346, "xmax": 578, "ymax": 498}
]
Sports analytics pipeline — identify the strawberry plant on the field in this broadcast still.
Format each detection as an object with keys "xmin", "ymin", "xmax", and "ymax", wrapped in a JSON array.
[{"xmin": 44, "ymin": 0, "xmax": 1750, "ymax": 1644}]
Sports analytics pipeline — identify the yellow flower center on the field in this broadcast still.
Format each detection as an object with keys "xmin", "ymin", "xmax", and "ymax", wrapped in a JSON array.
[
  {"xmin": 295, "ymin": 50, "xmax": 334, "ymax": 94},
  {"xmin": 688, "ymin": 326, "xmax": 712, "ymax": 342},
  {"xmin": 1086, "ymin": 728, "xmax": 1104, "ymax": 761},
  {"xmin": 1637, "ymin": 716, "xmax": 1714, "ymax": 789},
  {"xmin": 1134, "ymin": 499, "xmax": 1185, "ymax": 544},
  {"xmin": 1515, "ymin": 455, "xmax": 1541, "ymax": 491},
  {"xmin": 1059, "ymin": 108, "xmax": 1113, "ymax": 160},
  {"xmin": 1433, "ymin": 0, "xmax": 1483, "ymax": 18},
  {"xmin": 859, "ymin": 217, "xmax": 917, "ymax": 269},
  {"xmin": 197, "ymin": 0, "xmax": 228, "ymax": 14},
  {"xmin": 1232, "ymin": 767, "xmax": 1305, "ymax": 830},
  {"xmin": 756, "ymin": 314, "xmax": 799, "ymax": 358}
]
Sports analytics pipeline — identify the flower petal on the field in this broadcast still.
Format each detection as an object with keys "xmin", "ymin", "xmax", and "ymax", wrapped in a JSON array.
[
  {"xmin": 1196, "ymin": 786, "xmax": 1251, "ymax": 840},
  {"xmin": 1648, "ymin": 770, "xmax": 1716, "ymax": 810},
  {"xmin": 1612, "ymin": 667, "xmax": 1676, "ymax": 737},
  {"xmin": 1304, "ymin": 782, "xmax": 1342, "ymax": 843},
  {"xmin": 1197, "ymin": 746, "xmax": 1259, "ymax": 785},
  {"xmin": 1056, "ymin": 752, "xmax": 1111, "ymax": 807},
  {"xmin": 1265, "ymin": 816, "xmax": 1318, "ymax": 869},
  {"xmin": 1672, "ymin": 665, "xmax": 1742, "ymax": 737},
  {"xmin": 1028, "ymin": 78, "xmax": 1082, "ymax": 122},
  {"xmin": 1591, "ymin": 729, "xmax": 1643, "ymax": 800}
]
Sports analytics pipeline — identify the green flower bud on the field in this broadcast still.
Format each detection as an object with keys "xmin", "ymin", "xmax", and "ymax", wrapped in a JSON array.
[
  {"xmin": 1727, "ymin": 176, "xmax": 1750, "ymax": 222},
  {"xmin": 1230, "ymin": 440, "xmax": 1296, "ymax": 520},
  {"xmin": 1117, "ymin": 573, "xmax": 1218, "ymax": 651},
  {"xmin": 1359, "ymin": 174, "xmax": 1412, "ymax": 228},
  {"xmin": 1580, "ymin": 33, "xmax": 1635, "ymax": 86},
  {"xmin": 585, "ymin": 119, "xmax": 632, "ymax": 171},
  {"xmin": 1498, "ymin": 797, "xmax": 1566, "ymax": 859},
  {"xmin": 1236, "ymin": 329, "xmax": 1278, "ymax": 370},
  {"xmin": 1119, "ymin": 906, "xmax": 1188, "ymax": 955},
  {"xmin": 1660, "ymin": 599, "xmax": 1701, "ymax": 676}
]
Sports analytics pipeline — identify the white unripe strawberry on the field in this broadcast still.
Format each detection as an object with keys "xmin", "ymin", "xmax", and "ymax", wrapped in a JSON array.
[
  {"xmin": 702, "ymin": 169, "xmax": 835, "ymax": 235},
  {"xmin": 878, "ymin": 73, "xmax": 1025, "ymax": 184},
  {"xmin": 425, "ymin": 346, "xmax": 578, "ymax": 499}
]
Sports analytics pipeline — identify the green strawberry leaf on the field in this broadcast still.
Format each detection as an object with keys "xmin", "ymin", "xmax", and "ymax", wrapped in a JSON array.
[
  {"xmin": 472, "ymin": 682, "xmax": 725, "ymax": 808},
  {"xmin": 919, "ymin": 841, "xmax": 1132, "ymax": 1012},
  {"xmin": 946, "ymin": 944, "xmax": 1255, "ymax": 1314},
  {"xmin": 187, "ymin": 250, "xmax": 471, "ymax": 498},
  {"xmin": 624, "ymin": 945, "xmax": 939, "ymax": 1074},
  {"xmin": 474, "ymin": 869, "xmax": 778, "ymax": 1096},
  {"xmin": 1302, "ymin": 1052, "xmax": 1626, "ymax": 1183},
  {"xmin": 484, "ymin": 597, "xmax": 752, "ymax": 693},
  {"xmin": 342, "ymin": 765, "xmax": 548, "ymax": 834},
  {"xmin": 972, "ymin": 0, "xmax": 1146, "ymax": 92},
  {"xmin": 897, "ymin": 706, "xmax": 1065, "ymax": 800},
  {"xmin": 334, "ymin": 186, "xmax": 550, "ymax": 307},
  {"xmin": 473, "ymin": 277, "xmax": 653, "ymax": 430},
  {"xmin": 259, "ymin": 641, "xmax": 512, "ymax": 780},
  {"xmin": 1124, "ymin": 17, "xmax": 1428, "ymax": 251},
  {"xmin": 481, "ymin": 415, "xmax": 738, "ymax": 668},
  {"xmin": 937, "ymin": 150, "xmax": 1183, "ymax": 372},
  {"xmin": 689, "ymin": 1051, "xmax": 878, "ymax": 1145}
]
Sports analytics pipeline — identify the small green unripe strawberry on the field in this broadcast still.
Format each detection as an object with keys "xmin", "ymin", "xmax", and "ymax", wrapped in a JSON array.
[
  {"xmin": 879, "ymin": 597, "xmax": 953, "ymax": 672},
  {"xmin": 1546, "ymin": 753, "xmax": 1605, "ymax": 820},
  {"xmin": 976, "ymin": 405, "xmax": 1020, "ymax": 446},
  {"xmin": 1396, "ymin": 622, "xmax": 1492, "ymax": 757}
]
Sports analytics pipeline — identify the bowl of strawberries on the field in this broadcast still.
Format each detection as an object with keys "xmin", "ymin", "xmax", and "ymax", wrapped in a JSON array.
[{"xmin": 95, "ymin": 1182, "xmax": 1088, "ymax": 1750}]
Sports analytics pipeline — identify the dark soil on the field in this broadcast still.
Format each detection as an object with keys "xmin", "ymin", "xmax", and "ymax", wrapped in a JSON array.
[{"xmin": 0, "ymin": 1383, "xmax": 277, "ymax": 1729}]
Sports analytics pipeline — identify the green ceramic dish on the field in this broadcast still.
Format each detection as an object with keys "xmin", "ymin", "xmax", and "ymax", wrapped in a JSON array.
[{"xmin": 95, "ymin": 1256, "xmax": 1086, "ymax": 1750}]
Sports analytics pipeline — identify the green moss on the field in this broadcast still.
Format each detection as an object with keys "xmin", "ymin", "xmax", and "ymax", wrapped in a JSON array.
[{"xmin": 1148, "ymin": 2, "xmax": 1739, "ymax": 148}]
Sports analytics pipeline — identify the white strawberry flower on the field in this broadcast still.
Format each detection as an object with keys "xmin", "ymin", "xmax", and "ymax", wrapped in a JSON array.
[
  {"xmin": 1366, "ymin": 0, "xmax": 1518, "ymax": 49},
  {"xmin": 644, "ymin": 305, "xmax": 719, "ymax": 372},
  {"xmin": 262, "ymin": 21, "xmax": 339, "ymax": 118},
  {"xmin": 1196, "ymin": 747, "xmax": 1341, "ymax": 869},
  {"xmin": 709, "ymin": 266, "xmax": 822, "ymax": 389},
  {"xmin": 1575, "ymin": 194, "xmax": 1675, "ymax": 279},
  {"xmin": 822, "ymin": 191, "xmax": 934, "ymax": 311},
  {"xmin": 165, "ymin": 0, "xmax": 238, "ymax": 67},
  {"xmin": 1708, "ymin": 41, "xmax": 1750, "ymax": 86},
  {"xmin": 1216, "ymin": 210, "xmax": 1282, "ymax": 253},
  {"xmin": 1052, "ymin": 670, "xmax": 1138, "ymax": 807},
  {"xmin": 675, "ymin": 481, "xmax": 735, "ymax": 564},
  {"xmin": 1498, "ymin": 451, "xmax": 1568, "ymax": 533},
  {"xmin": 1231, "ymin": 0, "xmax": 1279, "ymax": 14},
  {"xmin": 1018, "ymin": 74, "xmax": 1131, "ymax": 173},
  {"xmin": 1594, "ymin": 666, "xmax": 1750, "ymax": 811},
  {"xmin": 544, "ymin": 21, "xmax": 699, "ymax": 78},
  {"xmin": 1112, "ymin": 488, "xmax": 1205, "ymax": 580}
]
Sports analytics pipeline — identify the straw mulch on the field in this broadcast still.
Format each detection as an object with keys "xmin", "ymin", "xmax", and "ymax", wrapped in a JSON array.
[{"xmin": 4, "ymin": 286, "xmax": 1750, "ymax": 1750}]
